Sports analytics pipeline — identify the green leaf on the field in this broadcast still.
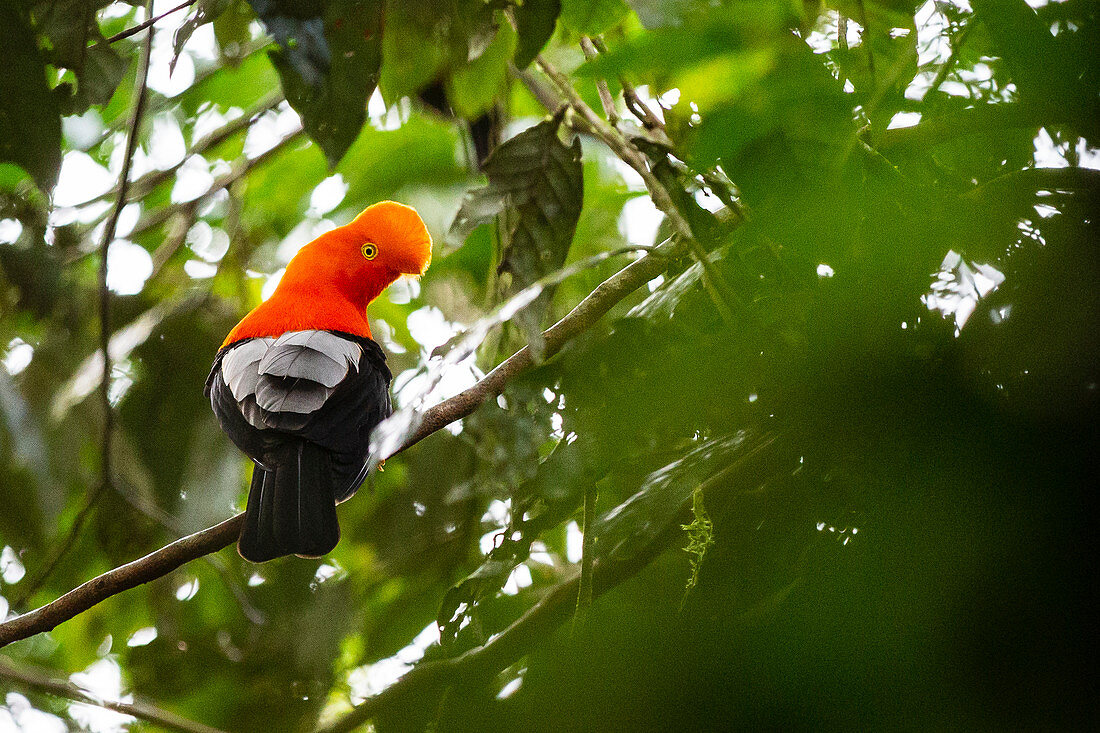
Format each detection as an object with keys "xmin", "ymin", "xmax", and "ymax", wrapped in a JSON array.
[
  {"xmin": 378, "ymin": 0, "xmax": 456, "ymax": 101},
  {"xmin": 0, "ymin": 4, "xmax": 62, "ymax": 193},
  {"xmin": 60, "ymin": 42, "xmax": 128, "ymax": 115},
  {"xmin": 213, "ymin": 0, "xmax": 255, "ymax": 63},
  {"xmin": 560, "ymin": 0, "xmax": 631, "ymax": 35},
  {"xmin": 31, "ymin": 0, "xmax": 112, "ymax": 69},
  {"xmin": 513, "ymin": 0, "xmax": 560, "ymax": 68},
  {"xmin": 270, "ymin": 0, "xmax": 384, "ymax": 166},
  {"xmin": 596, "ymin": 432, "xmax": 749, "ymax": 564},
  {"xmin": 448, "ymin": 20, "xmax": 517, "ymax": 119},
  {"xmin": 451, "ymin": 115, "xmax": 583, "ymax": 356},
  {"xmin": 972, "ymin": 0, "xmax": 1077, "ymax": 110},
  {"xmin": 626, "ymin": 0, "xmax": 697, "ymax": 28},
  {"xmin": 172, "ymin": 0, "xmax": 235, "ymax": 73},
  {"xmin": 559, "ymin": 0, "xmax": 631, "ymax": 36}
]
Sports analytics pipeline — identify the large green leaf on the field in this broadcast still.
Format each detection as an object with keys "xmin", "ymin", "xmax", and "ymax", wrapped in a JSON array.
[
  {"xmin": 30, "ymin": 0, "xmax": 113, "ymax": 69},
  {"xmin": 448, "ymin": 116, "xmax": 585, "ymax": 354},
  {"xmin": 448, "ymin": 20, "xmax": 517, "ymax": 119},
  {"xmin": 59, "ymin": 42, "xmax": 129, "ymax": 116},
  {"xmin": 450, "ymin": 115, "xmax": 583, "ymax": 354},
  {"xmin": 626, "ymin": 0, "xmax": 698, "ymax": 28},
  {"xmin": 264, "ymin": 0, "xmax": 383, "ymax": 166},
  {"xmin": 560, "ymin": 0, "xmax": 631, "ymax": 35},
  {"xmin": 513, "ymin": 0, "xmax": 561, "ymax": 68},
  {"xmin": 0, "ymin": 4, "xmax": 62, "ymax": 192}
]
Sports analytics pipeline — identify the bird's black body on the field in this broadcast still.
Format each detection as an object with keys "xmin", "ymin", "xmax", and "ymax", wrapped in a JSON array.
[{"xmin": 205, "ymin": 330, "xmax": 391, "ymax": 562}]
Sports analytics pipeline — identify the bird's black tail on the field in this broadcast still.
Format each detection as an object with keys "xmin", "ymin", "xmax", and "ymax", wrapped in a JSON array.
[{"xmin": 238, "ymin": 441, "xmax": 340, "ymax": 562}]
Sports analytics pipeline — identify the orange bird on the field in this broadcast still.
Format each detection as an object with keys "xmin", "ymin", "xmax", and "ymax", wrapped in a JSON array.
[{"xmin": 206, "ymin": 201, "xmax": 431, "ymax": 562}]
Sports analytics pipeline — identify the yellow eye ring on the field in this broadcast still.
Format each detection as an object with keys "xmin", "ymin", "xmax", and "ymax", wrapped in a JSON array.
[{"xmin": 361, "ymin": 242, "xmax": 378, "ymax": 260}]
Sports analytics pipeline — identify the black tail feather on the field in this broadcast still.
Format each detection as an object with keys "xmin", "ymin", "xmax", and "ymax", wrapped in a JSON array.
[{"xmin": 237, "ymin": 441, "xmax": 340, "ymax": 562}]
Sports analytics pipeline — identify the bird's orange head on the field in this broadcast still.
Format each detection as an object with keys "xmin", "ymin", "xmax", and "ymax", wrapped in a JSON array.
[
  {"xmin": 343, "ymin": 200, "xmax": 433, "ymax": 278},
  {"xmin": 221, "ymin": 201, "xmax": 432, "ymax": 347}
]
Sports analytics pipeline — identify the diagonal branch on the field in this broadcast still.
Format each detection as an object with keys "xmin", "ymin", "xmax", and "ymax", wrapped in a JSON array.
[
  {"xmin": 0, "ymin": 656, "xmax": 227, "ymax": 733},
  {"xmin": 107, "ymin": 0, "xmax": 198, "ymax": 44},
  {"xmin": 0, "ymin": 245, "xmax": 672, "ymax": 649},
  {"xmin": 13, "ymin": 0, "xmax": 157, "ymax": 612},
  {"xmin": 580, "ymin": 37, "xmax": 618, "ymax": 123},
  {"xmin": 317, "ymin": 431, "xmax": 782, "ymax": 733},
  {"xmin": 74, "ymin": 93, "xmax": 285, "ymax": 210},
  {"xmin": 126, "ymin": 127, "xmax": 306, "ymax": 243}
]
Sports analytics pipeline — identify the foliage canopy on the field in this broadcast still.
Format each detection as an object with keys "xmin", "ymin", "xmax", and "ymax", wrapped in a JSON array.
[{"xmin": 1, "ymin": 0, "xmax": 1096, "ymax": 730}]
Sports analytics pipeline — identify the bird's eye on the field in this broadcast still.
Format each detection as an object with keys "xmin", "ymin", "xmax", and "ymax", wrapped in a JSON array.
[{"xmin": 361, "ymin": 243, "xmax": 378, "ymax": 260}]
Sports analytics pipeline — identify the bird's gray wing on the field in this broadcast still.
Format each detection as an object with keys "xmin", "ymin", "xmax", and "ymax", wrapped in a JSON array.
[{"xmin": 221, "ymin": 330, "xmax": 362, "ymax": 430}]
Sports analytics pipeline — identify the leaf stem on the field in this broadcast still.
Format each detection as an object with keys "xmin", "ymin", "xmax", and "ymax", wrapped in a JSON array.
[
  {"xmin": 573, "ymin": 482, "xmax": 597, "ymax": 631},
  {"xmin": 106, "ymin": 0, "xmax": 197, "ymax": 44}
]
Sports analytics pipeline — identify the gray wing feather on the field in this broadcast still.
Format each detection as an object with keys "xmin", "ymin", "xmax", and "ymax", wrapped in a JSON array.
[
  {"xmin": 259, "ymin": 348, "xmax": 348, "ymax": 388},
  {"xmin": 221, "ymin": 337, "xmax": 274, "ymax": 402},
  {"xmin": 255, "ymin": 377, "xmax": 333, "ymax": 414},
  {"xmin": 223, "ymin": 331, "xmax": 362, "ymax": 428}
]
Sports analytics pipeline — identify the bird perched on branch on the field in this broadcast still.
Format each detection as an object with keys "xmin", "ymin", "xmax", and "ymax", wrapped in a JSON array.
[{"xmin": 206, "ymin": 201, "xmax": 431, "ymax": 562}]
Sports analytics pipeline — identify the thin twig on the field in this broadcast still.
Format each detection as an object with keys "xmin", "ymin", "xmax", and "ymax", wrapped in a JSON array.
[
  {"xmin": 10, "ymin": 491, "xmax": 103, "ymax": 611},
  {"xmin": 85, "ymin": 40, "xmax": 275, "ymax": 153},
  {"xmin": 0, "ymin": 657, "xmax": 226, "ymax": 733},
  {"xmin": 112, "ymin": 478, "xmax": 265, "ymax": 625},
  {"xmin": 589, "ymin": 37, "xmax": 663, "ymax": 130},
  {"xmin": 14, "ymin": 0, "xmax": 158, "ymax": 612},
  {"xmin": 74, "ymin": 93, "xmax": 286, "ymax": 210},
  {"xmin": 127, "ymin": 127, "xmax": 306, "ymax": 242},
  {"xmin": 573, "ymin": 482, "xmax": 596, "ymax": 631},
  {"xmin": 925, "ymin": 20, "xmax": 974, "ymax": 100},
  {"xmin": 107, "ymin": 0, "xmax": 197, "ymax": 44},
  {"xmin": 531, "ymin": 57, "xmax": 737, "ymax": 320},
  {"xmin": 580, "ymin": 37, "xmax": 618, "ymax": 123}
]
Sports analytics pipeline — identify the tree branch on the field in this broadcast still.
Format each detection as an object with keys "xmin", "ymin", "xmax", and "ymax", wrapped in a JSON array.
[
  {"xmin": 106, "ymin": 0, "xmax": 197, "ymax": 44},
  {"xmin": 529, "ymin": 57, "xmax": 737, "ymax": 320},
  {"xmin": 0, "ymin": 656, "xmax": 227, "ymax": 733},
  {"xmin": 75, "ymin": 93, "xmax": 285, "ymax": 210},
  {"xmin": 13, "ymin": 0, "xmax": 157, "ymax": 612},
  {"xmin": 317, "ymin": 431, "xmax": 782, "ymax": 733},
  {"xmin": 579, "ymin": 37, "xmax": 618, "ymax": 124},
  {"xmin": 925, "ymin": 20, "xmax": 974, "ymax": 101},
  {"xmin": 0, "ymin": 243, "xmax": 672, "ymax": 648},
  {"xmin": 127, "ymin": 126, "xmax": 305, "ymax": 242},
  {"xmin": 0, "ymin": 515, "xmax": 244, "ymax": 647},
  {"xmin": 589, "ymin": 36, "xmax": 663, "ymax": 131},
  {"xmin": 535, "ymin": 56, "xmax": 693, "ymax": 241}
]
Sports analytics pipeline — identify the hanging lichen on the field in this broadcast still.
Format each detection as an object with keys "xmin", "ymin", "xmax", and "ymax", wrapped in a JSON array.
[{"xmin": 681, "ymin": 486, "xmax": 715, "ymax": 608}]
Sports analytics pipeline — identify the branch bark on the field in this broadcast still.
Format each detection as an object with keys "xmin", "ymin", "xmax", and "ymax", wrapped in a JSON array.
[
  {"xmin": 317, "ymin": 431, "xmax": 782, "ymax": 733},
  {"xmin": 0, "ymin": 246, "xmax": 671, "ymax": 649},
  {"xmin": 0, "ymin": 656, "xmax": 227, "ymax": 733}
]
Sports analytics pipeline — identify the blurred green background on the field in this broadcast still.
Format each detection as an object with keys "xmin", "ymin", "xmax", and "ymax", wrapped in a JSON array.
[{"xmin": 1, "ymin": 0, "xmax": 1096, "ymax": 730}]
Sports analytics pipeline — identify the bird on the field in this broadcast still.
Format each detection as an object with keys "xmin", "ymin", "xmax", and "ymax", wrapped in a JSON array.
[{"xmin": 205, "ymin": 201, "xmax": 432, "ymax": 562}]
